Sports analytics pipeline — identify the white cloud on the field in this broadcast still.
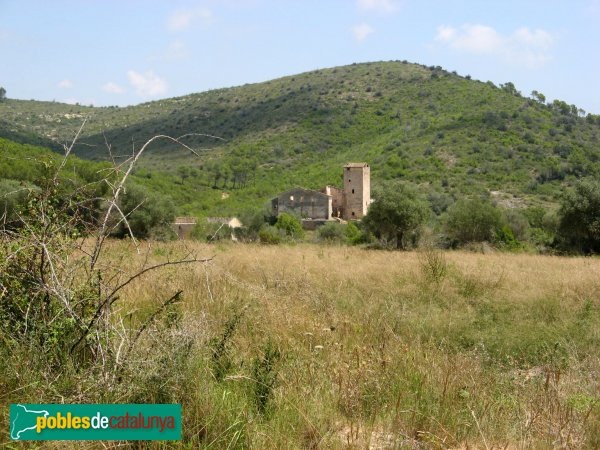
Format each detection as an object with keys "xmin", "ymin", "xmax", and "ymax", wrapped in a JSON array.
[
  {"xmin": 102, "ymin": 82, "xmax": 125, "ymax": 94},
  {"xmin": 512, "ymin": 27, "xmax": 553, "ymax": 50},
  {"xmin": 352, "ymin": 23, "xmax": 375, "ymax": 42},
  {"xmin": 436, "ymin": 24, "xmax": 502, "ymax": 54},
  {"xmin": 435, "ymin": 24, "xmax": 554, "ymax": 68},
  {"xmin": 357, "ymin": 0, "xmax": 401, "ymax": 13},
  {"xmin": 167, "ymin": 7, "xmax": 212, "ymax": 31},
  {"xmin": 57, "ymin": 79, "xmax": 73, "ymax": 89},
  {"xmin": 127, "ymin": 70, "xmax": 168, "ymax": 98}
]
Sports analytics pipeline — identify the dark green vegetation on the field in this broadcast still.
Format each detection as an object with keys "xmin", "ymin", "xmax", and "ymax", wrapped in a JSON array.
[
  {"xmin": 0, "ymin": 138, "xmax": 176, "ymax": 239},
  {"xmin": 557, "ymin": 179, "xmax": 600, "ymax": 253},
  {"xmin": 362, "ymin": 182, "xmax": 430, "ymax": 249},
  {"xmin": 2, "ymin": 61, "xmax": 600, "ymax": 220},
  {"xmin": 2, "ymin": 60, "xmax": 600, "ymax": 252}
]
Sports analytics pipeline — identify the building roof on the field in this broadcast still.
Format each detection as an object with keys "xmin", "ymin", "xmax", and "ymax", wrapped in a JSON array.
[
  {"xmin": 272, "ymin": 187, "xmax": 331, "ymax": 201},
  {"xmin": 344, "ymin": 162, "xmax": 369, "ymax": 168}
]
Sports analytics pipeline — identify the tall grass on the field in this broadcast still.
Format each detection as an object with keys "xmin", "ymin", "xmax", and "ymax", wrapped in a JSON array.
[{"xmin": 2, "ymin": 242, "xmax": 599, "ymax": 448}]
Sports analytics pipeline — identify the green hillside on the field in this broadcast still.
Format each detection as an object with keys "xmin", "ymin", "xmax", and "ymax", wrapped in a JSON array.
[{"xmin": 2, "ymin": 61, "xmax": 599, "ymax": 217}]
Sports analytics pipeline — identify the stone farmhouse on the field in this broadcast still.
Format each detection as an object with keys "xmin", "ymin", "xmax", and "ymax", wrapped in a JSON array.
[{"xmin": 271, "ymin": 163, "xmax": 371, "ymax": 229}]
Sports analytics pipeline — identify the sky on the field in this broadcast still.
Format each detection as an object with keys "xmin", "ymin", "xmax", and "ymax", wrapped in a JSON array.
[{"xmin": 1, "ymin": 0, "xmax": 599, "ymax": 113}]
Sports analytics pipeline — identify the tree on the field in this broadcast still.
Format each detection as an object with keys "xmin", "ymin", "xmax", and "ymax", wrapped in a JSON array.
[
  {"xmin": 0, "ymin": 86, "xmax": 5, "ymax": 101},
  {"xmin": 445, "ymin": 197, "xmax": 503, "ymax": 245},
  {"xmin": 362, "ymin": 182, "xmax": 429, "ymax": 249},
  {"xmin": 558, "ymin": 179, "xmax": 600, "ymax": 253},
  {"xmin": 500, "ymin": 82, "xmax": 520, "ymax": 96},
  {"xmin": 551, "ymin": 99, "xmax": 571, "ymax": 115},
  {"xmin": 531, "ymin": 90, "xmax": 546, "ymax": 104},
  {"xmin": 177, "ymin": 165, "xmax": 191, "ymax": 185}
]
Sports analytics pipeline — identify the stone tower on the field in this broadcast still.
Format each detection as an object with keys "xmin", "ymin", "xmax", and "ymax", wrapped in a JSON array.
[{"xmin": 343, "ymin": 163, "xmax": 370, "ymax": 220}]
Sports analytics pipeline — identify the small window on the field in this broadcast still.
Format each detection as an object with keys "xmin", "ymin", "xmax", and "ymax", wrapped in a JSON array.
[
  {"xmin": 348, "ymin": 179, "xmax": 351, "ymax": 182},
  {"xmin": 352, "ymin": 189, "xmax": 355, "ymax": 194},
  {"xmin": 351, "ymin": 211, "xmax": 355, "ymax": 216}
]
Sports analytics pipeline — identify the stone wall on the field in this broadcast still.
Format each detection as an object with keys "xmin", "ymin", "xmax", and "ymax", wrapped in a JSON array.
[{"xmin": 272, "ymin": 188, "xmax": 332, "ymax": 220}]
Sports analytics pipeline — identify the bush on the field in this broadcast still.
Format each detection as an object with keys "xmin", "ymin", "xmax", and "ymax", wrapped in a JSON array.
[
  {"xmin": 275, "ymin": 213, "xmax": 304, "ymax": 239},
  {"xmin": 557, "ymin": 179, "xmax": 600, "ymax": 253},
  {"xmin": 445, "ymin": 198, "xmax": 504, "ymax": 245},
  {"xmin": 234, "ymin": 206, "xmax": 272, "ymax": 242},
  {"xmin": 114, "ymin": 183, "xmax": 176, "ymax": 240},
  {"xmin": 191, "ymin": 219, "xmax": 233, "ymax": 242},
  {"xmin": 0, "ymin": 179, "xmax": 38, "ymax": 227},
  {"xmin": 316, "ymin": 222, "xmax": 346, "ymax": 243},
  {"xmin": 345, "ymin": 221, "xmax": 370, "ymax": 244},
  {"xmin": 259, "ymin": 225, "xmax": 285, "ymax": 244},
  {"xmin": 495, "ymin": 225, "xmax": 522, "ymax": 250},
  {"xmin": 503, "ymin": 209, "xmax": 530, "ymax": 242},
  {"xmin": 428, "ymin": 191, "xmax": 454, "ymax": 215}
]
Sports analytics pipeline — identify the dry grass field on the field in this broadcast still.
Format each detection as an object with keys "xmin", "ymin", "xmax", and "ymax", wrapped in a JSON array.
[{"xmin": 3, "ymin": 241, "xmax": 600, "ymax": 448}]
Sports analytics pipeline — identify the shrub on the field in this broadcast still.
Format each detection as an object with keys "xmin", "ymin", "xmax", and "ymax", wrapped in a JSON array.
[
  {"xmin": 445, "ymin": 198, "xmax": 504, "ymax": 245},
  {"xmin": 259, "ymin": 225, "xmax": 285, "ymax": 244},
  {"xmin": 503, "ymin": 209, "xmax": 530, "ymax": 242},
  {"xmin": 275, "ymin": 213, "xmax": 304, "ymax": 239},
  {"xmin": 235, "ymin": 206, "xmax": 272, "ymax": 242},
  {"xmin": 316, "ymin": 222, "xmax": 346, "ymax": 243},
  {"xmin": 345, "ymin": 221, "xmax": 369, "ymax": 244},
  {"xmin": 191, "ymin": 219, "xmax": 233, "ymax": 242},
  {"xmin": 114, "ymin": 183, "xmax": 176, "ymax": 240},
  {"xmin": 557, "ymin": 179, "xmax": 600, "ymax": 253},
  {"xmin": 495, "ymin": 225, "xmax": 522, "ymax": 250},
  {"xmin": 0, "ymin": 179, "xmax": 38, "ymax": 227},
  {"xmin": 428, "ymin": 191, "xmax": 454, "ymax": 215}
]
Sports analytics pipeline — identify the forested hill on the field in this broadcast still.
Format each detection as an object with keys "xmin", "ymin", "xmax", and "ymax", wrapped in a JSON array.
[{"xmin": 1, "ymin": 60, "xmax": 599, "ymax": 216}]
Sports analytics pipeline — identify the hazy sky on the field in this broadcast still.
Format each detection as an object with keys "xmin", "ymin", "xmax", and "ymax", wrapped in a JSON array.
[{"xmin": 1, "ymin": 0, "xmax": 599, "ymax": 113}]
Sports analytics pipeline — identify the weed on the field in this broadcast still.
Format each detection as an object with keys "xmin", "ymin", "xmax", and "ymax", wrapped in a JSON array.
[
  {"xmin": 251, "ymin": 340, "xmax": 281, "ymax": 415},
  {"xmin": 418, "ymin": 246, "xmax": 448, "ymax": 283},
  {"xmin": 209, "ymin": 309, "xmax": 244, "ymax": 381}
]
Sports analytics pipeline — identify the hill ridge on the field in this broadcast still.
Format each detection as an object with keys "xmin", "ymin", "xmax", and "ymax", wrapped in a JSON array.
[{"xmin": 1, "ymin": 60, "xmax": 599, "ymax": 216}]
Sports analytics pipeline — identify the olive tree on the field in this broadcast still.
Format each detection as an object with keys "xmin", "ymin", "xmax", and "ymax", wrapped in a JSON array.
[
  {"xmin": 363, "ymin": 182, "xmax": 429, "ymax": 249},
  {"xmin": 558, "ymin": 179, "xmax": 600, "ymax": 253}
]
